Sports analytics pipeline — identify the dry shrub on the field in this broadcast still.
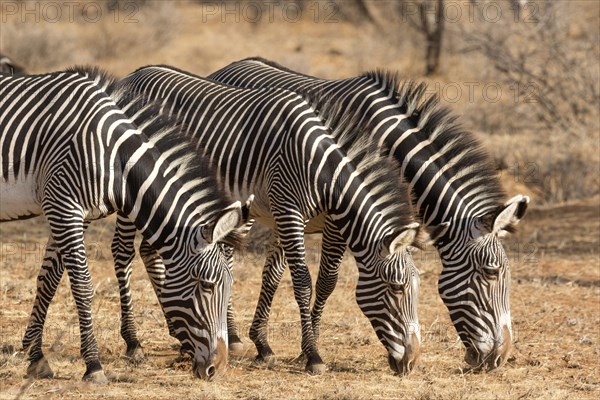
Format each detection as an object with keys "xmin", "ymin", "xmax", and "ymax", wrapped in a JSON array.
[
  {"xmin": 0, "ymin": 23, "xmax": 81, "ymax": 72},
  {"xmin": 458, "ymin": 1, "xmax": 600, "ymax": 204},
  {"xmin": 482, "ymin": 131, "xmax": 600, "ymax": 204},
  {"xmin": 462, "ymin": 1, "xmax": 599, "ymax": 135},
  {"xmin": 89, "ymin": 0, "xmax": 178, "ymax": 59},
  {"xmin": 0, "ymin": 0, "xmax": 178, "ymax": 73}
]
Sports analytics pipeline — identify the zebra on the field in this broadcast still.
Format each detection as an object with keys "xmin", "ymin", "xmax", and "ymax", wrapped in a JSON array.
[
  {"xmin": 0, "ymin": 53, "xmax": 25, "ymax": 74},
  {"xmin": 0, "ymin": 67, "xmax": 252, "ymax": 382},
  {"xmin": 102, "ymin": 65, "xmax": 424, "ymax": 375},
  {"xmin": 208, "ymin": 57, "xmax": 530, "ymax": 371}
]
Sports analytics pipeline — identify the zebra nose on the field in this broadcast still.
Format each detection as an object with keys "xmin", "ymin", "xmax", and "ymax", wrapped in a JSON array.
[
  {"xmin": 403, "ymin": 332, "xmax": 421, "ymax": 373},
  {"xmin": 205, "ymin": 364, "xmax": 216, "ymax": 380},
  {"xmin": 389, "ymin": 333, "xmax": 420, "ymax": 376},
  {"xmin": 192, "ymin": 361, "xmax": 216, "ymax": 381},
  {"xmin": 464, "ymin": 325, "xmax": 512, "ymax": 371},
  {"xmin": 488, "ymin": 325, "xmax": 512, "ymax": 370}
]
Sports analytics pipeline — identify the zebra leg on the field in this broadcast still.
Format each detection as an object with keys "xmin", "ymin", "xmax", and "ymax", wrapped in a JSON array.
[
  {"xmin": 138, "ymin": 239, "xmax": 244, "ymax": 353},
  {"xmin": 222, "ymin": 247, "xmax": 244, "ymax": 352},
  {"xmin": 248, "ymin": 239, "xmax": 286, "ymax": 361},
  {"xmin": 22, "ymin": 238, "xmax": 63, "ymax": 379},
  {"xmin": 227, "ymin": 298, "xmax": 243, "ymax": 352},
  {"xmin": 112, "ymin": 213, "xmax": 145, "ymax": 362},
  {"xmin": 44, "ymin": 213, "xmax": 107, "ymax": 383},
  {"xmin": 274, "ymin": 213, "xmax": 325, "ymax": 374},
  {"xmin": 311, "ymin": 218, "xmax": 346, "ymax": 343},
  {"xmin": 138, "ymin": 239, "xmax": 175, "ymax": 340}
]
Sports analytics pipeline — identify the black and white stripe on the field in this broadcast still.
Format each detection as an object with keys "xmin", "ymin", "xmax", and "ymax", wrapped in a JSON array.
[
  {"xmin": 1, "ymin": 67, "xmax": 249, "ymax": 382},
  {"xmin": 209, "ymin": 57, "xmax": 530, "ymax": 371},
  {"xmin": 110, "ymin": 65, "xmax": 422, "ymax": 374}
]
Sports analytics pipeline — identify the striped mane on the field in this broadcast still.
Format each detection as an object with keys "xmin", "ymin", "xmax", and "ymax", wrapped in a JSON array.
[
  {"xmin": 68, "ymin": 66, "xmax": 244, "ymax": 247},
  {"xmin": 302, "ymin": 88, "xmax": 417, "ymax": 232},
  {"xmin": 362, "ymin": 70, "xmax": 506, "ymax": 222}
]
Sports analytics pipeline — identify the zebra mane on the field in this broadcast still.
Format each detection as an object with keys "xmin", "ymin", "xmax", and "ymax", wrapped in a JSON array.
[
  {"xmin": 67, "ymin": 66, "xmax": 245, "ymax": 249},
  {"xmin": 234, "ymin": 60, "xmax": 505, "ymax": 222},
  {"xmin": 66, "ymin": 65, "xmax": 119, "ymax": 93},
  {"xmin": 362, "ymin": 70, "xmax": 506, "ymax": 219},
  {"xmin": 240, "ymin": 57, "xmax": 316, "ymax": 79},
  {"xmin": 303, "ymin": 89, "xmax": 417, "ymax": 232}
]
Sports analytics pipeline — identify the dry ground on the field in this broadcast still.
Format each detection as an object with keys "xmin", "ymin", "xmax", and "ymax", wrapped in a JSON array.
[
  {"xmin": 1, "ymin": 2, "xmax": 599, "ymax": 399},
  {"xmin": 0, "ymin": 198, "xmax": 598, "ymax": 399}
]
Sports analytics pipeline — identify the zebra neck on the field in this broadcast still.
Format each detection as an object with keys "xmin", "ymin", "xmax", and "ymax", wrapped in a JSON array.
[
  {"xmin": 111, "ymin": 133, "xmax": 198, "ymax": 255},
  {"xmin": 325, "ymin": 182, "xmax": 393, "ymax": 255}
]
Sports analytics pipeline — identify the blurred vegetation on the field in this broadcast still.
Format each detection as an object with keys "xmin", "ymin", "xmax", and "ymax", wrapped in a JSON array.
[{"xmin": 0, "ymin": 0, "xmax": 598, "ymax": 204}]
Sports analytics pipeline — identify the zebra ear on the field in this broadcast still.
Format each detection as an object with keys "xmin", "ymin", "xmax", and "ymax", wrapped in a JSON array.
[
  {"xmin": 200, "ymin": 201, "xmax": 242, "ymax": 246},
  {"xmin": 427, "ymin": 221, "xmax": 451, "ymax": 244},
  {"xmin": 220, "ymin": 195, "xmax": 256, "ymax": 248},
  {"xmin": 381, "ymin": 222, "xmax": 420, "ymax": 257},
  {"xmin": 492, "ymin": 195, "xmax": 530, "ymax": 237}
]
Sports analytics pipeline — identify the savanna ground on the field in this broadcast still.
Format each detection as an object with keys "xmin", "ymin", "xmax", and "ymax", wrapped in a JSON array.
[
  {"xmin": 1, "ymin": 1, "xmax": 599, "ymax": 399},
  {"xmin": 0, "ymin": 196, "xmax": 598, "ymax": 399}
]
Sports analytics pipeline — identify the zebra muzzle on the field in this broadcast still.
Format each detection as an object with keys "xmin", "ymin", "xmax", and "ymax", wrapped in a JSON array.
[
  {"xmin": 388, "ymin": 332, "xmax": 420, "ymax": 376},
  {"xmin": 192, "ymin": 337, "xmax": 228, "ymax": 381}
]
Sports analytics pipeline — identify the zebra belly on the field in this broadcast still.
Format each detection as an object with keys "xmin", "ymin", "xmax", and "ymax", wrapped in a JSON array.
[
  {"xmin": 242, "ymin": 190, "xmax": 326, "ymax": 233},
  {"xmin": 0, "ymin": 177, "xmax": 42, "ymax": 221}
]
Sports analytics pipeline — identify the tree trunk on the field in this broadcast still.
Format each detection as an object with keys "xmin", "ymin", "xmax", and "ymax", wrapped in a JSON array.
[{"xmin": 420, "ymin": 0, "xmax": 444, "ymax": 75}]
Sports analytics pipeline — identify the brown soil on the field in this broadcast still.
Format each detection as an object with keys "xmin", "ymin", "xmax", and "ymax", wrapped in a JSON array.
[{"xmin": 0, "ymin": 198, "xmax": 598, "ymax": 400}]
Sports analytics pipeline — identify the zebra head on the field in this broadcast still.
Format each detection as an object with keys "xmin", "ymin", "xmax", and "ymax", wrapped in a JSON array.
[
  {"xmin": 354, "ymin": 222, "xmax": 422, "ymax": 376},
  {"xmin": 434, "ymin": 195, "xmax": 529, "ymax": 371},
  {"xmin": 0, "ymin": 53, "xmax": 25, "ymax": 74},
  {"xmin": 161, "ymin": 198, "xmax": 252, "ymax": 381}
]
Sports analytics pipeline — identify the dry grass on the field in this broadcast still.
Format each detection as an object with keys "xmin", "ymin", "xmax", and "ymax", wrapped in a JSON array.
[
  {"xmin": 0, "ymin": 1, "xmax": 599, "ymax": 399},
  {"xmin": 0, "ymin": 200, "xmax": 599, "ymax": 399}
]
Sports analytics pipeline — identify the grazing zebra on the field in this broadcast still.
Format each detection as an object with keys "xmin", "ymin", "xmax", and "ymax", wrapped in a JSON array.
[
  {"xmin": 0, "ymin": 53, "xmax": 25, "ymax": 74},
  {"xmin": 0, "ymin": 68, "xmax": 252, "ymax": 382},
  {"xmin": 209, "ymin": 57, "xmax": 530, "ymax": 371},
  {"xmin": 107, "ymin": 65, "xmax": 423, "ymax": 375}
]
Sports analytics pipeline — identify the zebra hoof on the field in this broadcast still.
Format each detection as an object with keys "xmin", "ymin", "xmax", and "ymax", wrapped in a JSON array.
[
  {"xmin": 82, "ymin": 370, "xmax": 109, "ymax": 384},
  {"xmin": 228, "ymin": 336, "xmax": 244, "ymax": 353},
  {"xmin": 305, "ymin": 362, "xmax": 326, "ymax": 375},
  {"xmin": 305, "ymin": 354, "xmax": 326, "ymax": 375},
  {"xmin": 254, "ymin": 351, "xmax": 276, "ymax": 364},
  {"xmin": 125, "ymin": 344, "xmax": 146, "ymax": 364},
  {"xmin": 26, "ymin": 357, "xmax": 54, "ymax": 379},
  {"xmin": 254, "ymin": 345, "xmax": 275, "ymax": 362}
]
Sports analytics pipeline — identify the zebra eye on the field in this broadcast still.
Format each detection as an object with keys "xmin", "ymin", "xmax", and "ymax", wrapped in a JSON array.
[
  {"xmin": 389, "ymin": 283, "xmax": 405, "ymax": 294},
  {"xmin": 200, "ymin": 280, "xmax": 215, "ymax": 291},
  {"xmin": 482, "ymin": 267, "xmax": 500, "ymax": 280}
]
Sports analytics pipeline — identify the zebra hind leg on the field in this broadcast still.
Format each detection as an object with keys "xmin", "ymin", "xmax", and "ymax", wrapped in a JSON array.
[
  {"xmin": 22, "ymin": 238, "xmax": 63, "ymax": 379},
  {"xmin": 112, "ymin": 214, "xmax": 145, "ymax": 363}
]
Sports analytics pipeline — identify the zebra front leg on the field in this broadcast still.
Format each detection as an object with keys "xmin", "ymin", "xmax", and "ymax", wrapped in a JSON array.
[
  {"xmin": 275, "ymin": 214, "xmax": 325, "ymax": 374},
  {"xmin": 249, "ymin": 239, "xmax": 286, "ymax": 361},
  {"xmin": 45, "ymin": 213, "xmax": 107, "ymax": 383},
  {"xmin": 311, "ymin": 218, "xmax": 346, "ymax": 343},
  {"xmin": 227, "ymin": 298, "xmax": 243, "ymax": 352},
  {"xmin": 221, "ymin": 245, "xmax": 243, "ymax": 352},
  {"xmin": 138, "ymin": 239, "xmax": 176, "ymax": 340},
  {"xmin": 112, "ymin": 213, "xmax": 144, "ymax": 362},
  {"xmin": 22, "ymin": 238, "xmax": 63, "ymax": 379}
]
